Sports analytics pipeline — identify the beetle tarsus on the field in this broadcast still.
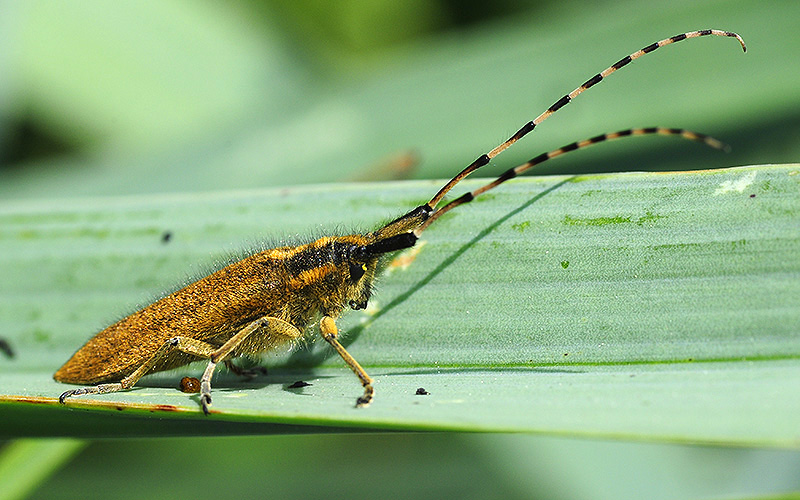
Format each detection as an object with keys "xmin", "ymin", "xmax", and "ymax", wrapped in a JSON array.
[{"xmin": 201, "ymin": 394, "xmax": 212, "ymax": 415}]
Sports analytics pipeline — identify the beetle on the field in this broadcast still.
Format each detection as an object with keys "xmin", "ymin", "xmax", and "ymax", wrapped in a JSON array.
[{"xmin": 55, "ymin": 29, "xmax": 745, "ymax": 414}]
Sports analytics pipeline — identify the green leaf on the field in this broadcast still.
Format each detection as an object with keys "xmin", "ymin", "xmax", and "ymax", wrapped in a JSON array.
[
  {"xmin": 1, "ymin": 165, "xmax": 798, "ymax": 446},
  {"xmin": 0, "ymin": 439, "xmax": 86, "ymax": 500}
]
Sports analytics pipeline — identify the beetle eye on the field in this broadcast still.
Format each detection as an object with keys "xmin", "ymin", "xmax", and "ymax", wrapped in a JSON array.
[{"xmin": 349, "ymin": 262, "xmax": 366, "ymax": 282}]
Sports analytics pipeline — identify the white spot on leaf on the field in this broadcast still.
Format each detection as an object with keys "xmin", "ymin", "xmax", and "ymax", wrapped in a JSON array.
[{"xmin": 714, "ymin": 171, "xmax": 756, "ymax": 195}]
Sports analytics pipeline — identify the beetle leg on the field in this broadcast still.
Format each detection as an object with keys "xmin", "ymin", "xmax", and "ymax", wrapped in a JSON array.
[
  {"xmin": 58, "ymin": 336, "xmax": 217, "ymax": 404},
  {"xmin": 319, "ymin": 316, "xmax": 374, "ymax": 407},
  {"xmin": 200, "ymin": 316, "xmax": 301, "ymax": 415}
]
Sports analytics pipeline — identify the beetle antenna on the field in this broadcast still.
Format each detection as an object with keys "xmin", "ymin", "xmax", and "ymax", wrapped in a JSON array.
[
  {"xmin": 423, "ymin": 29, "xmax": 745, "ymax": 212},
  {"xmin": 415, "ymin": 127, "xmax": 728, "ymax": 234}
]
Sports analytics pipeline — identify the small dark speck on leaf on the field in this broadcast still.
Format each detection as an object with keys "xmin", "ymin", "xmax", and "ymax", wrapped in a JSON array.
[
  {"xmin": 749, "ymin": 194, "xmax": 756, "ymax": 198},
  {"xmin": 161, "ymin": 231, "xmax": 172, "ymax": 243},
  {"xmin": 0, "ymin": 338, "xmax": 14, "ymax": 358},
  {"xmin": 415, "ymin": 387, "xmax": 430, "ymax": 396},
  {"xmin": 288, "ymin": 380, "xmax": 312, "ymax": 389}
]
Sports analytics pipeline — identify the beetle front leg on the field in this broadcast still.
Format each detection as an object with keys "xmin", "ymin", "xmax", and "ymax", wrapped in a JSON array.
[{"xmin": 319, "ymin": 316, "xmax": 374, "ymax": 407}]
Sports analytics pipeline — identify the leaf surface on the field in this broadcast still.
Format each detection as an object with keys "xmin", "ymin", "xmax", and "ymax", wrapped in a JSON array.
[{"xmin": 1, "ymin": 165, "xmax": 798, "ymax": 446}]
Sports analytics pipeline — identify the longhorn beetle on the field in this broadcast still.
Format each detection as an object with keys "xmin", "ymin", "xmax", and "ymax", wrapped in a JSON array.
[{"xmin": 56, "ymin": 29, "xmax": 746, "ymax": 414}]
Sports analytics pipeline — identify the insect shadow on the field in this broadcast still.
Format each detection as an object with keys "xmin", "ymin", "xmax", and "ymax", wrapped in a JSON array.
[
  {"xmin": 278, "ymin": 176, "xmax": 575, "ymax": 371},
  {"xmin": 134, "ymin": 370, "xmax": 335, "ymax": 394}
]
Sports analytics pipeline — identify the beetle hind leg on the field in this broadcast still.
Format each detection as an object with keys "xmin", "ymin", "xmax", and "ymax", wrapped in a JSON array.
[
  {"xmin": 58, "ymin": 336, "xmax": 218, "ymax": 404},
  {"xmin": 59, "ymin": 317, "xmax": 302, "ymax": 414}
]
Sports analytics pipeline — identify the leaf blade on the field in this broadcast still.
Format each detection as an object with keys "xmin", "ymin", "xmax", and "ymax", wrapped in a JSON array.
[{"xmin": 1, "ymin": 165, "xmax": 798, "ymax": 445}]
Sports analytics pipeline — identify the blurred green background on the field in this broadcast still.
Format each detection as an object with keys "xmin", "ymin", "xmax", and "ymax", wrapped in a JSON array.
[
  {"xmin": 1, "ymin": 0, "xmax": 799, "ymax": 498},
  {"xmin": 1, "ymin": 0, "xmax": 798, "ymax": 199}
]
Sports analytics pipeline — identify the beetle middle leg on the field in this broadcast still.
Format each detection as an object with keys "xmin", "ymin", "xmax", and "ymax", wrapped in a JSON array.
[{"xmin": 200, "ymin": 316, "xmax": 302, "ymax": 415}]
